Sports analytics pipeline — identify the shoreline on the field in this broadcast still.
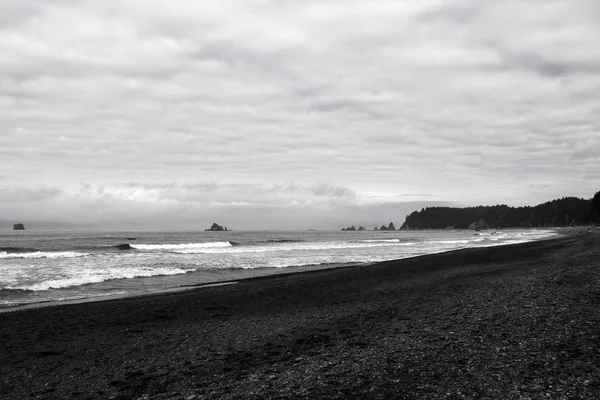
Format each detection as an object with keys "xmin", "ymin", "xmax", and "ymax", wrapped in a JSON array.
[
  {"xmin": 0, "ymin": 260, "xmax": 367, "ymax": 313},
  {"xmin": 1, "ymin": 231, "xmax": 599, "ymax": 399},
  {"xmin": 0, "ymin": 228, "xmax": 569, "ymax": 313}
]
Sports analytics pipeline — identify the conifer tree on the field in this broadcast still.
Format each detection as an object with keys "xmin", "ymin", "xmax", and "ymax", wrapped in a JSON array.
[{"xmin": 592, "ymin": 191, "xmax": 600, "ymax": 224}]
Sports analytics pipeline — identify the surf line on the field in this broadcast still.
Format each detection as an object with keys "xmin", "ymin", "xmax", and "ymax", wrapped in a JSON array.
[{"xmin": 180, "ymin": 281, "xmax": 239, "ymax": 289}]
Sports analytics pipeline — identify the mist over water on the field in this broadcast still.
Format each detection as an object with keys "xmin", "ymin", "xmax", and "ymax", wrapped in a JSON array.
[{"xmin": 0, "ymin": 229, "xmax": 557, "ymax": 308}]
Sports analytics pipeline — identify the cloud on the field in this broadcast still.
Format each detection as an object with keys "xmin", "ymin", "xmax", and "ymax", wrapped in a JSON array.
[
  {"xmin": 0, "ymin": 0, "xmax": 599, "ymax": 229},
  {"xmin": 0, "ymin": 181, "xmax": 447, "ymax": 230},
  {"xmin": 0, "ymin": 186, "xmax": 62, "ymax": 202}
]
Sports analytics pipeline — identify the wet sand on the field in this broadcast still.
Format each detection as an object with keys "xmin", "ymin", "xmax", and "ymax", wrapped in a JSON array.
[{"xmin": 1, "ymin": 232, "xmax": 599, "ymax": 399}]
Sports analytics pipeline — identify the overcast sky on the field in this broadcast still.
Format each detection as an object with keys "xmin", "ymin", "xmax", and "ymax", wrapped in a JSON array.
[{"xmin": 1, "ymin": 0, "xmax": 599, "ymax": 230}]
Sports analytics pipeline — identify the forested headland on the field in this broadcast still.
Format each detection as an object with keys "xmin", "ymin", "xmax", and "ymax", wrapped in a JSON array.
[{"xmin": 401, "ymin": 195, "xmax": 599, "ymax": 230}]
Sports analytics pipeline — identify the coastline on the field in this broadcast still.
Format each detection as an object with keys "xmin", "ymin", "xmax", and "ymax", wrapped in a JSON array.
[
  {"xmin": 1, "ymin": 231, "xmax": 599, "ymax": 399},
  {"xmin": 0, "ymin": 260, "xmax": 367, "ymax": 313},
  {"xmin": 1, "ymin": 228, "xmax": 566, "ymax": 313}
]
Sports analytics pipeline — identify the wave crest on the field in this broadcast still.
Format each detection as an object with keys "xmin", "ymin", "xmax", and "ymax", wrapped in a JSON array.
[
  {"xmin": 361, "ymin": 239, "xmax": 401, "ymax": 243},
  {"xmin": 0, "ymin": 251, "xmax": 89, "ymax": 260},
  {"xmin": 4, "ymin": 267, "xmax": 193, "ymax": 291},
  {"xmin": 130, "ymin": 242, "xmax": 233, "ymax": 251},
  {"xmin": 173, "ymin": 240, "xmax": 417, "ymax": 254}
]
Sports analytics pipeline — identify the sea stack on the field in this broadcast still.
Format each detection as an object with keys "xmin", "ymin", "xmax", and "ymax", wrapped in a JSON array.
[
  {"xmin": 206, "ymin": 223, "xmax": 226, "ymax": 231},
  {"xmin": 13, "ymin": 223, "xmax": 25, "ymax": 230}
]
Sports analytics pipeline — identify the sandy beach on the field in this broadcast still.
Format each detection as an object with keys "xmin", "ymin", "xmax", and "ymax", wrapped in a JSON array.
[{"xmin": 1, "ymin": 231, "xmax": 599, "ymax": 399}]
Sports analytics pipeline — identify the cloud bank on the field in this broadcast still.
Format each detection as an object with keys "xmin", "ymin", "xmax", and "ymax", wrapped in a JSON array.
[{"xmin": 1, "ymin": 0, "xmax": 598, "ymax": 229}]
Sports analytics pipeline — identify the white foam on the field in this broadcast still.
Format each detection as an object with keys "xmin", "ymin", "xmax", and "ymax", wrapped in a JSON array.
[
  {"xmin": 0, "ymin": 251, "xmax": 89, "ymax": 259},
  {"xmin": 0, "ymin": 229, "xmax": 559, "ymax": 299},
  {"xmin": 200, "ymin": 282, "xmax": 238, "ymax": 288},
  {"xmin": 433, "ymin": 240, "xmax": 471, "ymax": 244},
  {"xmin": 6, "ymin": 266, "xmax": 192, "ymax": 291},
  {"xmin": 252, "ymin": 252, "xmax": 418, "ymax": 269},
  {"xmin": 173, "ymin": 240, "xmax": 417, "ymax": 254},
  {"xmin": 130, "ymin": 242, "xmax": 232, "ymax": 251}
]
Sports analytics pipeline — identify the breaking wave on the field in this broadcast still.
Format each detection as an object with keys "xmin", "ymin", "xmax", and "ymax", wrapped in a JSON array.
[
  {"xmin": 173, "ymin": 240, "xmax": 417, "ymax": 254},
  {"xmin": 361, "ymin": 239, "xmax": 403, "ymax": 243},
  {"xmin": 4, "ymin": 266, "xmax": 193, "ymax": 292},
  {"xmin": 433, "ymin": 240, "xmax": 471, "ymax": 245},
  {"xmin": 130, "ymin": 242, "xmax": 233, "ymax": 251},
  {"xmin": 0, "ymin": 251, "xmax": 89, "ymax": 260}
]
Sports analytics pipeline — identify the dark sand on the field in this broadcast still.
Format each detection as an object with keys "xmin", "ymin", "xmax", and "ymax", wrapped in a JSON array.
[{"xmin": 1, "ymin": 232, "xmax": 599, "ymax": 399}]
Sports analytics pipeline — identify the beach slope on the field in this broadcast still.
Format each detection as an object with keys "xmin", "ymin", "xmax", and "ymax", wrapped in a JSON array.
[{"xmin": 1, "ymin": 233, "xmax": 599, "ymax": 399}]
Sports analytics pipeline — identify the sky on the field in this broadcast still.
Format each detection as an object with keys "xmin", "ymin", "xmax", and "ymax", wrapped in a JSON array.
[{"xmin": 1, "ymin": 0, "xmax": 599, "ymax": 230}]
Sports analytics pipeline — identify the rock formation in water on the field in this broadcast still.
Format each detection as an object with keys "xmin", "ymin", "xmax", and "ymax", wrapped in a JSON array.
[
  {"xmin": 206, "ymin": 223, "xmax": 226, "ymax": 231},
  {"xmin": 13, "ymin": 223, "xmax": 25, "ymax": 230},
  {"xmin": 358, "ymin": 226, "xmax": 366, "ymax": 231},
  {"xmin": 379, "ymin": 225, "xmax": 388, "ymax": 231},
  {"xmin": 341, "ymin": 225, "xmax": 356, "ymax": 231},
  {"xmin": 388, "ymin": 222, "xmax": 396, "ymax": 231},
  {"xmin": 373, "ymin": 226, "xmax": 379, "ymax": 231}
]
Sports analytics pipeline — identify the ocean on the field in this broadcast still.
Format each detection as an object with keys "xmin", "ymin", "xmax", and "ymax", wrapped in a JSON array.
[{"xmin": 0, "ymin": 229, "xmax": 558, "ymax": 309}]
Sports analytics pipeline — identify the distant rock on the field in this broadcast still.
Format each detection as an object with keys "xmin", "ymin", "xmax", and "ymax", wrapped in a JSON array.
[
  {"xmin": 373, "ymin": 223, "xmax": 397, "ymax": 231},
  {"xmin": 206, "ymin": 223, "xmax": 227, "ymax": 231},
  {"xmin": 345, "ymin": 225, "xmax": 368, "ymax": 231},
  {"xmin": 468, "ymin": 219, "xmax": 488, "ymax": 231},
  {"xmin": 13, "ymin": 223, "xmax": 25, "ymax": 230}
]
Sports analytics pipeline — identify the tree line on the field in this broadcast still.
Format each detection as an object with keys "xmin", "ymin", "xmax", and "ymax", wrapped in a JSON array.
[{"xmin": 401, "ymin": 193, "xmax": 600, "ymax": 230}]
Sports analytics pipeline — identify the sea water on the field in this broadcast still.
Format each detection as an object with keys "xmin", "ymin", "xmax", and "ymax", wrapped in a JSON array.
[{"xmin": 0, "ymin": 229, "xmax": 558, "ymax": 309}]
